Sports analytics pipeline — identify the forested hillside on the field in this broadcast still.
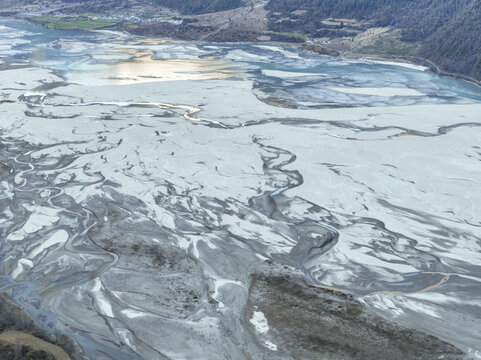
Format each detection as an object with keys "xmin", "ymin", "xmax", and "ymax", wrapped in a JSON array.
[
  {"xmin": 266, "ymin": 0, "xmax": 481, "ymax": 80},
  {"xmin": 153, "ymin": 0, "xmax": 243, "ymax": 14}
]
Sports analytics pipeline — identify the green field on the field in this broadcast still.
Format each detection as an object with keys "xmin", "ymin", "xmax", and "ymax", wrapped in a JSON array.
[
  {"xmin": 357, "ymin": 32, "xmax": 419, "ymax": 57},
  {"xmin": 33, "ymin": 16, "xmax": 120, "ymax": 30}
]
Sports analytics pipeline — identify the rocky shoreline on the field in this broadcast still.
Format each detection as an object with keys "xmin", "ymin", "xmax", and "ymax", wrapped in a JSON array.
[{"xmin": 298, "ymin": 44, "xmax": 481, "ymax": 88}]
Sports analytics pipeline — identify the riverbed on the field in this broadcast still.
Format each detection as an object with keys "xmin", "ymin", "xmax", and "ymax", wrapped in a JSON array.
[{"xmin": 1, "ymin": 19, "xmax": 481, "ymax": 360}]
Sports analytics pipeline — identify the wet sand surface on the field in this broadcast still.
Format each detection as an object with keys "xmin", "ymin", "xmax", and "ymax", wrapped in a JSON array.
[{"xmin": 1, "ymin": 19, "xmax": 481, "ymax": 359}]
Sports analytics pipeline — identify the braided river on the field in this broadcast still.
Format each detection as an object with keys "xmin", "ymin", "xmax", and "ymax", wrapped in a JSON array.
[{"xmin": 1, "ymin": 19, "xmax": 481, "ymax": 359}]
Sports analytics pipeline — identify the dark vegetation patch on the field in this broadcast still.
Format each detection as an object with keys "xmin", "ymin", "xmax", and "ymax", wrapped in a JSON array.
[
  {"xmin": 0, "ymin": 344, "xmax": 56, "ymax": 360},
  {"xmin": 129, "ymin": 22, "xmax": 215, "ymax": 40},
  {"xmin": 246, "ymin": 262, "xmax": 464, "ymax": 359},
  {"xmin": 153, "ymin": 0, "xmax": 243, "ymax": 15}
]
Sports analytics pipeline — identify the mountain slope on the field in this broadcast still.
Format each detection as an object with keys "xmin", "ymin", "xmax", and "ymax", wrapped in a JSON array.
[
  {"xmin": 265, "ymin": 0, "xmax": 481, "ymax": 80},
  {"xmin": 420, "ymin": 1, "xmax": 481, "ymax": 80}
]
